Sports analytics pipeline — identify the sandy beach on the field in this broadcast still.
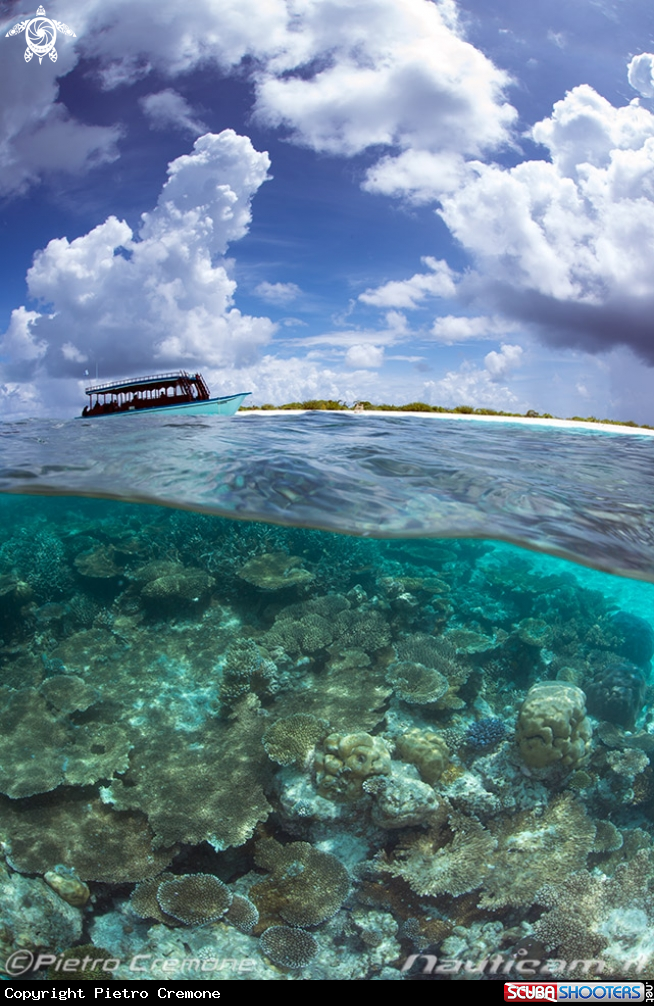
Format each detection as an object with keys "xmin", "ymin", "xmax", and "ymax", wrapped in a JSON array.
[{"xmin": 237, "ymin": 409, "xmax": 654, "ymax": 437}]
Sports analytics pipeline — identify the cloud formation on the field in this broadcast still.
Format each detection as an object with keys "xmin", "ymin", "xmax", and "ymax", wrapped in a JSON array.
[
  {"xmin": 255, "ymin": 281, "xmax": 301, "ymax": 305},
  {"xmin": 628, "ymin": 54, "xmax": 654, "ymax": 98},
  {"xmin": 139, "ymin": 90, "xmax": 207, "ymax": 135},
  {"xmin": 430, "ymin": 315, "xmax": 519, "ymax": 344},
  {"xmin": 359, "ymin": 257, "xmax": 458, "ymax": 309},
  {"xmin": 0, "ymin": 6, "xmax": 120, "ymax": 196},
  {"xmin": 1, "ymin": 0, "xmax": 515, "ymax": 197},
  {"xmin": 345, "ymin": 344, "xmax": 384, "ymax": 369},
  {"xmin": 0, "ymin": 131, "xmax": 275, "ymax": 390}
]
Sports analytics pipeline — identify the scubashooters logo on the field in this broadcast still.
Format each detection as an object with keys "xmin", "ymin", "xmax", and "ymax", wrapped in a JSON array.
[{"xmin": 5, "ymin": 6, "xmax": 76, "ymax": 65}]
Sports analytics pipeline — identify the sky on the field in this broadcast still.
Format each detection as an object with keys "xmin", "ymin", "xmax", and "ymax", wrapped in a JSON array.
[{"xmin": 1, "ymin": 0, "xmax": 654, "ymax": 420}]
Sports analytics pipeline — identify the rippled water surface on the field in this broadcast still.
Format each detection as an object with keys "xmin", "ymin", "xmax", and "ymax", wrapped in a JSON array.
[{"xmin": 1, "ymin": 411, "xmax": 654, "ymax": 578}]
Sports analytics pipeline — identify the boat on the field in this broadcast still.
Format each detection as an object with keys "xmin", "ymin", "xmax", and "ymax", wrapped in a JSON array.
[{"xmin": 81, "ymin": 371, "xmax": 250, "ymax": 418}]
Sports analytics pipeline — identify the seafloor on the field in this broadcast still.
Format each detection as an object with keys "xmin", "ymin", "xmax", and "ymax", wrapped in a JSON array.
[{"xmin": 0, "ymin": 493, "xmax": 653, "ymax": 981}]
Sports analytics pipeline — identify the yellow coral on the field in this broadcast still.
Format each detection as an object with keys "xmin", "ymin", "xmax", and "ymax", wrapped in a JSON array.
[
  {"xmin": 394, "ymin": 728, "xmax": 450, "ymax": 784},
  {"xmin": 517, "ymin": 681, "xmax": 592, "ymax": 772},
  {"xmin": 315, "ymin": 731, "xmax": 391, "ymax": 800}
]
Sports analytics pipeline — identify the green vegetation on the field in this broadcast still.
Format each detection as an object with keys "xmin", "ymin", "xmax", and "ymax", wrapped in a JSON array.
[{"xmin": 238, "ymin": 401, "xmax": 653, "ymax": 430}]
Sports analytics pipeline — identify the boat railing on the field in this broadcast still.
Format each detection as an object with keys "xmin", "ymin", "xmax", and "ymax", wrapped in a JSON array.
[{"xmin": 85, "ymin": 371, "xmax": 196, "ymax": 395}]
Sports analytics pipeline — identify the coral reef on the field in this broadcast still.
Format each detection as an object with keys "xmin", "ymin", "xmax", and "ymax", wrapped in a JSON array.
[{"xmin": 1, "ymin": 495, "xmax": 652, "ymax": 982}]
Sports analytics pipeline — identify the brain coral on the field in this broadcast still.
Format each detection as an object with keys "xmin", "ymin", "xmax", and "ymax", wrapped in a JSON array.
[
  {"xmin": 314, "ymin": 731, "xmax": 391, "ymax": 800},
  {"xmin": 517, "ymin": 681, "xmax": 592, "ymax": 773},
  {"xmin": 394, "ymin": 728, "xmax": 450, "ymax": 784},
  {"xmin": 251, "ymin": 837, "xmax": 350, "ymax": 927}
]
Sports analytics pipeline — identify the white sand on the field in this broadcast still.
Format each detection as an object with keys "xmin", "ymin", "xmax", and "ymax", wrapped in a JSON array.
[{"xmin": 237, "ymin": 409, "xmax": 654, "ymax": 437}]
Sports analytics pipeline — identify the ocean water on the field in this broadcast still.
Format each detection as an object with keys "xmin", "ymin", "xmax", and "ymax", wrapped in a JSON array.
[{"xmin": 0, "ymin": 412, "xmax": 654, "ymax": 981}]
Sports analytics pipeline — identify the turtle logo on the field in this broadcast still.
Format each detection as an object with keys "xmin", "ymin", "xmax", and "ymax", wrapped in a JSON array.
[{"xmin": 5, "ymin": 5, "xmax": 76, "ymax": 64}]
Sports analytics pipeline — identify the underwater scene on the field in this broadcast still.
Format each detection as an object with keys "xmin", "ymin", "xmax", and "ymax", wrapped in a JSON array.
[{"xmin": 1, "ymin": 413, "xmax": 654, "ymax": 981}]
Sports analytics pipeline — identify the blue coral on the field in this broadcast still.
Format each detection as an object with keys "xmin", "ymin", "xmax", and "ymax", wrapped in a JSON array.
[{"xmin": 465, "ymin": 716, "xmax": 507, "ymax": 750}]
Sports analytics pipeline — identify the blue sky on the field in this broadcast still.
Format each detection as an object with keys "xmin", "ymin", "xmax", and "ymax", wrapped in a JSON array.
[{"xmin": 2, "ymin": 0, "xmax": 654, "ymax": 420}]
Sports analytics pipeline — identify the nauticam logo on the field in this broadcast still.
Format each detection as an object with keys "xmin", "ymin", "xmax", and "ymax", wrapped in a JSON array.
[{"xmin": 5, "ymin": 6, "xmax": 76, "ymax": 65}]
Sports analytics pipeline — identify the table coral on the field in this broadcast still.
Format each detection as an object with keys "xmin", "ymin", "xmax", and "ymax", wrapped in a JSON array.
[
  {"xmin": 226, "ymin": 894, "xmax": 259, "ymax": 934},
  {"xmin": 392, "ymin": 633, "xmax": 470, "ymax": 709},
  {"xmin": 237, "ymin": 552, "xmax": 315, "ymax": 590},
  {"xmin": 251, "ymin": 837, "xmax": 350, "ymax": 927},
  {"xmin": 314, "ymin": 731, "xmax": 391, "ymax": 800},
  {"xmin": 260, "ymin": 925, "xmax": 318, "ymax": 969},
  {"xmin": 104, "ymin": 697, "xmax": 272, "ymax": 850},
  {"xmin": 386, "ymin": 660, "xmax": 448, "ymax": 705},
  {"xmin": 384, "ymin": 808, "xmax": 496, "ymax": 898},
  {"xmin": 0, "ymin": 686, "xmax": 131, "ymax": 798},
  {"xmin": 263, "ymin": 713, "xmax": 330, "ymax": 768},
  {"xmin": 478, "ymin": 795, "xmax": 596, "ymax": 909},
  {"xmin": 140, "ymin": 567, "xmax": 215, "ymax": 610},
  {"xmin": 517, "ymin": 681, "xmax": 592, "ymax": 773},
  {"xmin": 156, "ymin": 874, "xmax": 233, "ymax": 926},
  {"xmin": 0, "ymin": 794, "xmax": 174, "ymax": 882}
]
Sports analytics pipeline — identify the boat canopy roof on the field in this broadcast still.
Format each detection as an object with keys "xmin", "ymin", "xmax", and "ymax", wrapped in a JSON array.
[{"xmin": 85, "ymin": 371, "xmax": 209, "ymax": 398}]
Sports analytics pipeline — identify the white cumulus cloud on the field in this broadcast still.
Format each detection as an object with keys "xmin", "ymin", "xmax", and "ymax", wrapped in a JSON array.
[
  {"xmin": 628, "ymin": 54, "xmax": 654, "ymax": 99},
  {"xmin": 360, "ymin": 257, "xmax": 458, "ymax": 309},
  {"xmin": 0, "ymin": 131, "xmax": 275, "ymax": 391},
  {"xmin": 345, "ymin": 344, "xmax": 385, "ymax": 369},
  {"xmin": 426, "ymin": 81, "xmax": 654, "ymax": 361},
  {"xmin": 431, "ymin": 315, "xmax": 518, "ymax": 344},
  {"xmin": 254, "ymin": 0, "xmax": 515, "ymax": 168},
  {"xmin": 484, "ymin": 343, "xmax": 523, "ymax": 381}
]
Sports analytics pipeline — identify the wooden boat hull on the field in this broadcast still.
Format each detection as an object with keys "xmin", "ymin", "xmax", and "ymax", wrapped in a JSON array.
[{"xmin": 81, "ymin": 392, "xmax": 250, "ymax": 418}]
